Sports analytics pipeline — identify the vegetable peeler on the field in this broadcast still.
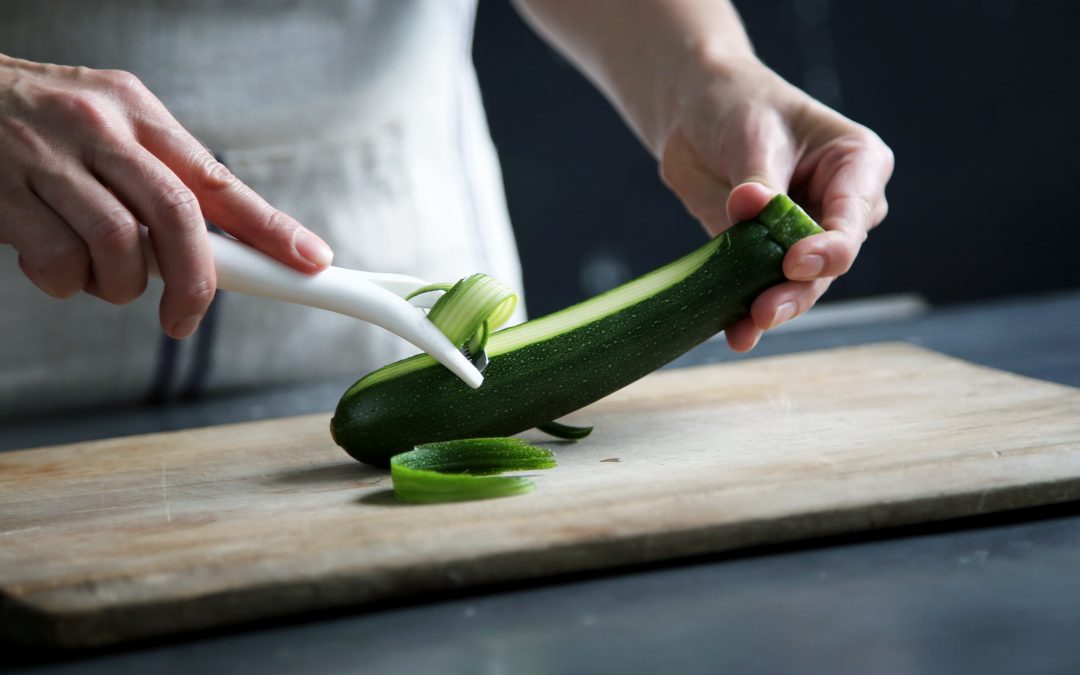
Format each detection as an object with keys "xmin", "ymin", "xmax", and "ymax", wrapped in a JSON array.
[{"xmin": 140, "ymin": 229, "xmax": 485, "ymax": 388}]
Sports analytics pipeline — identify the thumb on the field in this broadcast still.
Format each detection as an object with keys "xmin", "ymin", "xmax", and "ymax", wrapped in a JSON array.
[
  {"xmin": 718, "ymin": 111, "xmax": 794, "ymax": 224},
  {"xmin": 726, "ymin": 181, "xmax": 779, "ymax": 224}
]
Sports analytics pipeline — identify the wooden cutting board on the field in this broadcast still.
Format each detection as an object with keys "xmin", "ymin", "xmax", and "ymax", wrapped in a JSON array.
[{"xmin": 3, "ymin": 343, "xmax": 1079, "ymax": 647}]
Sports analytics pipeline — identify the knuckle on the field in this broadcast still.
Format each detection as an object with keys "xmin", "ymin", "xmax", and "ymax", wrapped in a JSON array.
[
  {"xmin": 24, "ymin": 164, "xmax": 74, "ymax": 198},
  {"xmin": 46, "ymin": 238, "xmax": 89, "ymax": 270},
  {"xmin": 848, "ymin": 125, "xmax": 882, "ymax": 148},
  {"xmin": 86, "ymin": 209, "xmax": 138, "ymax": 253},
  {"xmin": 659, "ymin": 130, "xmax": 694, "ymax": 189},
  {"xmin": 854, "ymin": 128, "xmax": 895, "ymax": 172},
  {"xmin": 38, "ymin": 281, "xmax": 80, "ymax": 299},
  {"xmin": 879, "ymin": 141, "xmax": 895, "ymax": 171},
  {"xmin": 105, "ymin": 276, "xmax": 148, "ymax": 306},
  {"xmin": 193, "ymin": 153, "xmax": 236, "ymax": 192},
  {"xmin": 0, "ymin": 116, "xmax": 49, "ymax": 156},
  {"xmin": 658, "ymin": 160, "xmax": 680, "ymax": 191},
  {"xmin": 874, "ymin": 198, "xmax": 890, "ymax": 226},
  {"xmin": 153, "ymin": 184, "xmax": 201, "ymax": 223},
  {"xmin": 838, "ymin": 193, "xmax": 875, "ymax": 225},
  {"xmin": 29, "ymin": 241, "xmax": 89, "ymax": 297},
  {"xmin": 262, "ymin": 207, "xmax": 295, "ymax": 236},
  {"xmin": 725, "ymin": 103, "xmax": 782, "ymax": 159},
  {"xmin": 68, "ymin": 65, "xmax": 93, "ymax": 80},
  {"xmin": 834, "ymin": 135, "xmax": 873, "ymax": 160},
  {"xmin": 181, "ymin": 276, "xmax": 217, "ymax": 307},
  {"xmin": 46, "ymin": 90, "xmax": 113, "ymax": 132},
  {"xmin": 99, "ymin": 69, "xmax": 147, "ymax": 98},
  {"xmin": 830, "ymin": 130, "xmax": 884, "ymax": 169},
  {"xmin": 848, "ymin": 127, "xmax": 877, "ymax": 145},
  {"xmin": 86, "ymin": 144, "xmax": 136, "ymax": 175}
]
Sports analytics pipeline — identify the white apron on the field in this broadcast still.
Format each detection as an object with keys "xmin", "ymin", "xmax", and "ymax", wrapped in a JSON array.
[{"xmin": 0, "ymin": 0, "xmax": 524, "ymax": 417}]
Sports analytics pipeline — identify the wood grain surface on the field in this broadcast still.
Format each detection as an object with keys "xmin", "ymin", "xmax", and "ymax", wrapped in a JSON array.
[{"xmin": 2, "ymin": 343, "xmax": 1079, "ymax": 647}]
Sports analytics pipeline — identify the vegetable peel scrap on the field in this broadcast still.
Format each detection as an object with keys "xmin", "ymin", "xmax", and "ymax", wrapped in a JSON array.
[
  {"xmin": 536, "ymin": 420, "xmax": 594, "ymax": 440},
  {"xmin": 390, "ymin": 438, "xmax": 557, "ymax": 503}
]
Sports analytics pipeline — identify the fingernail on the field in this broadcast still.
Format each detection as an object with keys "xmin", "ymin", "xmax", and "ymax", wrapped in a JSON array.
[
  {"xmin": 792, "ymin": 254, "xmax": 824, "ymax": 279},
  {"xmin": 770, "ymin": 302, "xmax": 797, "ymax": 329},
  {"xmin": 294, "ymin": 230, "xmax": 333, "ymax": 268},
  {"xmin": 171, "ymin": 314, "xmax": 201, "ymax": 339}
]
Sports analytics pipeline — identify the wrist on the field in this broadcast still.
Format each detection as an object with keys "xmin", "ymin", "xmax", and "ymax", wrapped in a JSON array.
[
  {"xmin": 656, "ymin": 47, "xmax": 767, "ymax": 150},
  {"xmin": 514, "ymin": 0, "xmax": 766, "ymax": 157}
]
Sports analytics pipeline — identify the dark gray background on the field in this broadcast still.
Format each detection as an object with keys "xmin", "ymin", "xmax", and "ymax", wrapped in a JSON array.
[{"xmin": 474, "ymin": 0, "xmax": 1080, "ymax": 315}]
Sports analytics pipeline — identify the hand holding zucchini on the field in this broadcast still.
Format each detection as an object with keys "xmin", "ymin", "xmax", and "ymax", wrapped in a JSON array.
[{"xmin": 332, "ymin": 194, "xmax": 823, "ymax": 467}]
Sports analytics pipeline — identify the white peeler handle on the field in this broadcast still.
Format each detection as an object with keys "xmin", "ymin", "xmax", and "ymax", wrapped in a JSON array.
[{"xmin": 141, "ymin": 229, "xmax": 483, "ymax": 388}]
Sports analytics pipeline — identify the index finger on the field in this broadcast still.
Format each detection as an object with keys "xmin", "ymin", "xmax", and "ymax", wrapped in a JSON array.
[
  {"xmin": 138, "ymin": 120, "xmax": 332, "ymax": 272},
  {"xmin": 786, "ymin": 133, "xmax": 894, "ymax": 280},
  {"xmin": 110, "ymin": 78, "xmax": 333, "ymax": 272},
  {"xmin": 819, "ymin": 134, "xmax": 894, "ymax": 237}
]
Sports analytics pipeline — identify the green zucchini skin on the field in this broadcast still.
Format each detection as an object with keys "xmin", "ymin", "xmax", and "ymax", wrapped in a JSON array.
[{"xmin": 332, "ymin": 219, "xmax": 797, "ymax": 467}]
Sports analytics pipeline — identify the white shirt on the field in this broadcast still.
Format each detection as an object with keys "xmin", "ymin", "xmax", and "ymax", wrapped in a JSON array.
[{"xmin": 0, "ymin": 0, "xmax": 524, "ymax": 416}]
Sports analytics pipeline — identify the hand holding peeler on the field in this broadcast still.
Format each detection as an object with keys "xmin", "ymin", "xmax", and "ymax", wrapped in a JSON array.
[{"xmin": 140, "ymin": 229, "xmax": 485, "ymax": 388}]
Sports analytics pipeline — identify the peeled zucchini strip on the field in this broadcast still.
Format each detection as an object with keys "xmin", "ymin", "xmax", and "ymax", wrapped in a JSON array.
[
  {"xmin": 390, "ymin": 438, "xmax": 556, "ymax": 503},
  {"xmin": 536, "ymin": 421, "xmax": 594, "ymax": 440}
]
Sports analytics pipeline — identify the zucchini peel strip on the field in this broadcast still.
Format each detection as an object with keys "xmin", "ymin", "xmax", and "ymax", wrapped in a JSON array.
[
  {"xmin": 536, "ymin": 420, "xmax": 594, "ymax": 440},
  {"xmin": 407, "ymin": 274, "xmax": 517, "ymax": 358},
  {"xmin": 390, "ymin": 438, "xmax": 557, "ymax": 503}
]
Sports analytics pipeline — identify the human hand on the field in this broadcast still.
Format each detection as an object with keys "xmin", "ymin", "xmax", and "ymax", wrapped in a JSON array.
[
  {"xmin": 0, "ymin": 54, "xmax": 333, "ymax": 338},
  {"xmin": 660, "ymin": 56, "xmax": 894, "ymax": 351}
]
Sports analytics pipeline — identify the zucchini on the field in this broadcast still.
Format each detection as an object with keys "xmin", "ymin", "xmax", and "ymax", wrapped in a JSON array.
[{"xmin": 332, "ymin": 195, "xmax": 823, "ymax": 467}]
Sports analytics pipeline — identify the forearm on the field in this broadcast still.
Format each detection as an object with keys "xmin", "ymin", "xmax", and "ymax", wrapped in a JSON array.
[
  {"xmin": 512, "ymin": 0, "xmax": 756, "ymax": 154},
  {"xmin": 514, "ymin": 0, "xmax": 893, "ymax": 353}
]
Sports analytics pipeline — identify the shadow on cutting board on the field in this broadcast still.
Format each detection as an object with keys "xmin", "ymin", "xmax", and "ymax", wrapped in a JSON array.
[{"xmin": 266, "ymin": 461, "xmax": 385, "ymax": 488}]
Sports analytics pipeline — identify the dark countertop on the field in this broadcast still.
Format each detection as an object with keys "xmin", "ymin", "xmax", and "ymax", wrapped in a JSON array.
[{"xmin": 3, "ymin": 289, "xmax": 1080, "ymax": 674}]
